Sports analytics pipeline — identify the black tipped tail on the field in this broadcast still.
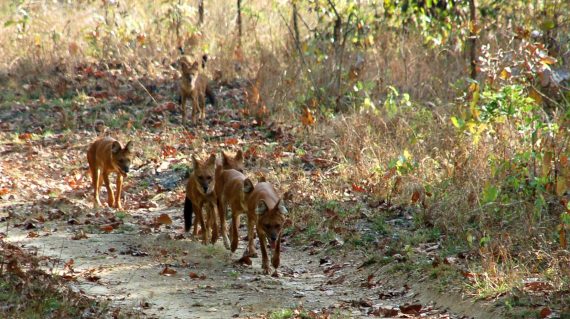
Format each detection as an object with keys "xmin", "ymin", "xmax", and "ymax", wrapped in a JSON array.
[
  {"xmin": 184, "ymin": 197, "xmax": 193, "ymax": 232},
  {"xmin": 205, "ymin": 85, "xmax": 216, "ymax": 107}
]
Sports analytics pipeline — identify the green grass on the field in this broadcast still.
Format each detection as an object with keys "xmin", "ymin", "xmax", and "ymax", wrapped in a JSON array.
[{"xmin": 269, "ymin": 309, "xmax": 294, "ymax": 319}]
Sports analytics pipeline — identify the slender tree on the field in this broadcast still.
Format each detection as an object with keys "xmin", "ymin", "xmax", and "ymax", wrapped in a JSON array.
[
  {"xmin": 237, "ymin": 0, "xmax": 242, "ymax": 44},
  {"xmin": 198, "ymin": 0, "xmax": 204, "ymax": 25},
  {"xmin": 292, "ymin": 1, "xmax": 300, "ymax": 50},
  {"xmin": 469, "ymin": 0, "xmax": 477, "ymax": 79}
]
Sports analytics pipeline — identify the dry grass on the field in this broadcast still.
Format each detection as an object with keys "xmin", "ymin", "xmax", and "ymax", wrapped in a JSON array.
[{"xmin": 2, "ymin": 0, "xmax": 570, "ymax": 305}]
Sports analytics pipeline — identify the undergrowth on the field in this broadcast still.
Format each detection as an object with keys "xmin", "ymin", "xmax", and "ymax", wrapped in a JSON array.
[{"xmin": 1, "ymin": 0, "xmax": 570, "ymax": 309}]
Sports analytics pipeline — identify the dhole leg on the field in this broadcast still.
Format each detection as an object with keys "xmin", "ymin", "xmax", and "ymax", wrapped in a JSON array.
[
  {"xmin": 208, "ymin": 204, "xmax": 218, "ymax": 245},
  {"xmin": 102, "ymin": 173, "xmax": 115, "ymax": 208},
  {"xmin": 217, "ymin": 203, "xmax": 229, "ymax": 250},
  {"xmin": 200, "ymin": 94, "xmax": 206, "ymax": 121},
  {"xmin": 91, "ymin": 168, "xmax": 102, "ymax": 208},
  {"xmin": 271, "ymin": 234, "xmax": 281, "ymax": 269},
  {"xmin": 230, "ymin": 212, "xmax": 239, "ymax": 253},
  {"xmin": 246, "ymin": 215, "xmax": 258, "ymax": 257},
  {"xmin": 114, "ymin": 174, "xmax": 123, "ymax": 209},
  {"xmin": 192, "ymin": 203, "xmax": 203, "ymax": 238},
  {"xmin": 191, "ymin": 96, "xmax": 199, "ymax": 125},
  {"xmin": 181, "ymin": 95, "xmax": 187, "ymax": 124},
  {"xmin": 258, "ymin": 231, "xmax": 270, "ymax": 274}
]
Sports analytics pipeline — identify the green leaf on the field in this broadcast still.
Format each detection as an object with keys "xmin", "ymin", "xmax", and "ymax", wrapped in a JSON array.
[
  {"xmin": 479, "ymin": 236, "xmax": 491, "ymax": 247},
  {"xmin": 482, "ymin": 184, "xmax": 499, "ymax": 204},
  {"xmin": 4, "ymin": 20, "xmax": 15, "ymax": 27},
  {"xmin": 540, "ymin": 20, "xmax": 556, "ymax": 31},
  {"xmin": 562, "ymin": 212, "xmax": 570, "ymax": 225},
  {"xmin": 450, "ymin": 116, "xmax": 464, "ymax": 129}
]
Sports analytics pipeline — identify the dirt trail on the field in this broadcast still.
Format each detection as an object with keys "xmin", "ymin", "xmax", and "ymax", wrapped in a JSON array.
[{"xmin": 2, "ymin": 202, "xmax": 497, "ymax": 319}]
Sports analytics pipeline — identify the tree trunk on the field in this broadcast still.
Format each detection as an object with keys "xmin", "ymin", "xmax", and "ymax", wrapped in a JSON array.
[
  {"xmin": 198, "ymin": 0, "xmax": 204, "ymax": 25},
  {"xmin": 292, "ymin": 2, "xmax": 300, "ymax": 50},
  {"xmin": 469, "ymin": 0, "xmax": 477, "ymax": 79},
  {"xmin": 237, "ymin": 0, "xmax": 242, "ymax": 44}
]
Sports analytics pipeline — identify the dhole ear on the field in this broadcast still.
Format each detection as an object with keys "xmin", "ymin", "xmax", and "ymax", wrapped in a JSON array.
[
  {"xmin": 221, "ymin": 152, "xmax": 230, "ymax": 165},
  {"xmin": 206, "ymin": 154, "xmax": 216, "ymax": 166},
  {"xmin": 191, "ymin": 61, "xmax": 199, "ymax": 69},
  {"xmin": 111, "ymin": 141, "xmax": 121, "ymax": 155},
  {"xmin": 277, "ymin": 199, "xmax": 288, "ymax": 215},
  {"xmin": 243, "ymin": 178, "xmax": 254, "ymax": 193},
  {"xmin": 192, "ymin": 155, "xmax": 200, "ymax": 169},
  {"xmin": 235, "ymin": 149, "xmax": 243, "ymax": 160},
  {"xmin": 258, "ymin": 175, "xmax": 267, "ymax": 183},
  {"xmin": 179, "ymin": 58, "xmax": 189, "ymax": 70},
  {"xmin": 124, "ymin": 141, "xmax": 133, "ymax": 152},
  {"xmin": 256, "ymin": 200, "xmax": 268, "ymax": 215}
]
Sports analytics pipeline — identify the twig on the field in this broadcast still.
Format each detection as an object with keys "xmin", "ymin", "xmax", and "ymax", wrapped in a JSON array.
[{"xmin": 277, "ymin": 11, "xmax": 323, "ymax": 107}]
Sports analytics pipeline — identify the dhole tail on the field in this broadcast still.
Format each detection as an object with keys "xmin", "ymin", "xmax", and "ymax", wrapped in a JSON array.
[
  {"xmin": 184, "ymin": 197, "xmax": 193, "ymax": 232},
  {"xmin": 205, "ymin": 85, "xmax": 216, "ymax": 107}
]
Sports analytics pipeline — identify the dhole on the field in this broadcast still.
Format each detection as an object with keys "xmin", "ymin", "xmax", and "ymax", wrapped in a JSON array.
[
  {"xmin": 179, "ymin": 55, "xmax": 215, "ymax": 125},
  {"xmin": 87, "ymin": 137, "xmax": 133, "ymax": 210},
  {"xmin": 184, "ymin": 154, "xmax": 217, "ymax": 244},
  {"xmin": 246, "ymin": 181, "xmax": 288, "ymax": 274},
  {"xmin": 184, "ymin": 150, "xmax": 244, "ymax": 246},
  {"xmin": 214, "ymin": 163, "xmax": 253, "ymax": 255}
]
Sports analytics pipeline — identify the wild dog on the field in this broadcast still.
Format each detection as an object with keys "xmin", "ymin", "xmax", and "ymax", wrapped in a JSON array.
[
  {"xmin": 184, "ymin": 151, "xmax": 245, "ymax": 245},
  {"xmin": 179, "ymin": 55, "xmax": 216, "ymax": 125},
  {"xmin": 87, "ymin": 137, "xmax": 133, "ymax": 210},
  {"xmin": 219, "ymin": 150, "xmax": 244, "ymax": 174},
  {"xmin": 214, "ymin": 161, "xmax": 252, "ymax": 254},
  {"xmin": 214, "ymin": 150, "xmax": 245, "ymax": 248},
  {"xmin": 184, "ymin": 154, "xmax": 217, "ymax": 244},
  {"xmin": 246, "ymin": 182, "xmax": 288, "ymax": 274}
]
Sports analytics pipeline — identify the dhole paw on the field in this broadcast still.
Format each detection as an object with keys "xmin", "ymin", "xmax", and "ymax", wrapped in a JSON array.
[
  {"xmin": 271, "ymin": 257, "xmax": 280, "ymax": 269},
  {"xmin": 245, "ymin": 249, "xmax": 258, "ymax": 258},
  {"xmin": 223, "ymin": 237, "xmax": 231, "ymax": 250}
]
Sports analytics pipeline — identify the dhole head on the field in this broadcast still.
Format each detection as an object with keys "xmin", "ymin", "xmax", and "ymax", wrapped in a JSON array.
[
  {"xmin": 180, "ymin": 56, "xmax": 199, "ymax": 77},
  {"xmin": 193, "ymin": 154, "xmax": 216, "ymax": 194},
  {"xmin": 222, "ymin": 150, "xmax": 244, "ymax": 173},
  {"xmin": 112, "ymin": 141, "xmax": 133, "ymax": 176},
  {"xmin": 256, "ymin": 199, "xmax": 287, "ymax": 249}
]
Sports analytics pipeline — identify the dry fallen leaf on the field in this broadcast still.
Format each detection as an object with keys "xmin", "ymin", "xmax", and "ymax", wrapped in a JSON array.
[
  {"xmin": 524, "ymin": 281, "xmax": 554, "ymax": 292},
  {"xmin": 100, "ymin": 224, "xmax": 115, "ymax": 233},
  {"xmin": 27, "ymin": 231, "xmax": 39, "ymax": 238},
  {"xmin": 160, "ymin": 266, "xmax": 177, "ymax": 276},
  {"xmin": 411, "ymin": 190, "xmax": 421, "ymax": 203},
  {"xmin": 71, "ymin": 230, "xmax": 88, "ymax": 240},
  {"xmin": 400, "ymin": 304, "xmax": 422, "ymax": 315},
  {"xmin": 189, "ymin": 272, "xmax": 206, "ymax": 279},
  {"xmin": 162, "ymin": 145, "xmax": 177, "ymax": 158},
  {"xmin": 157, "ymin": 213, "xmax": 172, "ymax": 225},
  {"xmin": 236, "ymin": 256, "xmax": 252, "ymax": 266},
  {"xmin": 18, "ymin": 132, "xmax": 33, "ymax": 140},
  {"xmin": 225, "ymin": 138, "xmax": 239, "ymax": 145},
  {"xmin": 351, "ymin": 183, "xmax": 366, "ymax": 193},
  {"xmin": 371, "ymin": 307, "xmax": 399, "ymax": 317},
  {"xmin": 300, "ymin": 107, "xmax": 315, "ymax": 127},
  {"xmin": 540, "ymin": 307, "xmax": 552, "ymax": 319}
]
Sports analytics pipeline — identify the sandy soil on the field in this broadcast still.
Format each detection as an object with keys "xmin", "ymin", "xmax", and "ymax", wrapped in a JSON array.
[{"xmin": 2, "ymin": 203, "xmax": 499, "ymax": 319}]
